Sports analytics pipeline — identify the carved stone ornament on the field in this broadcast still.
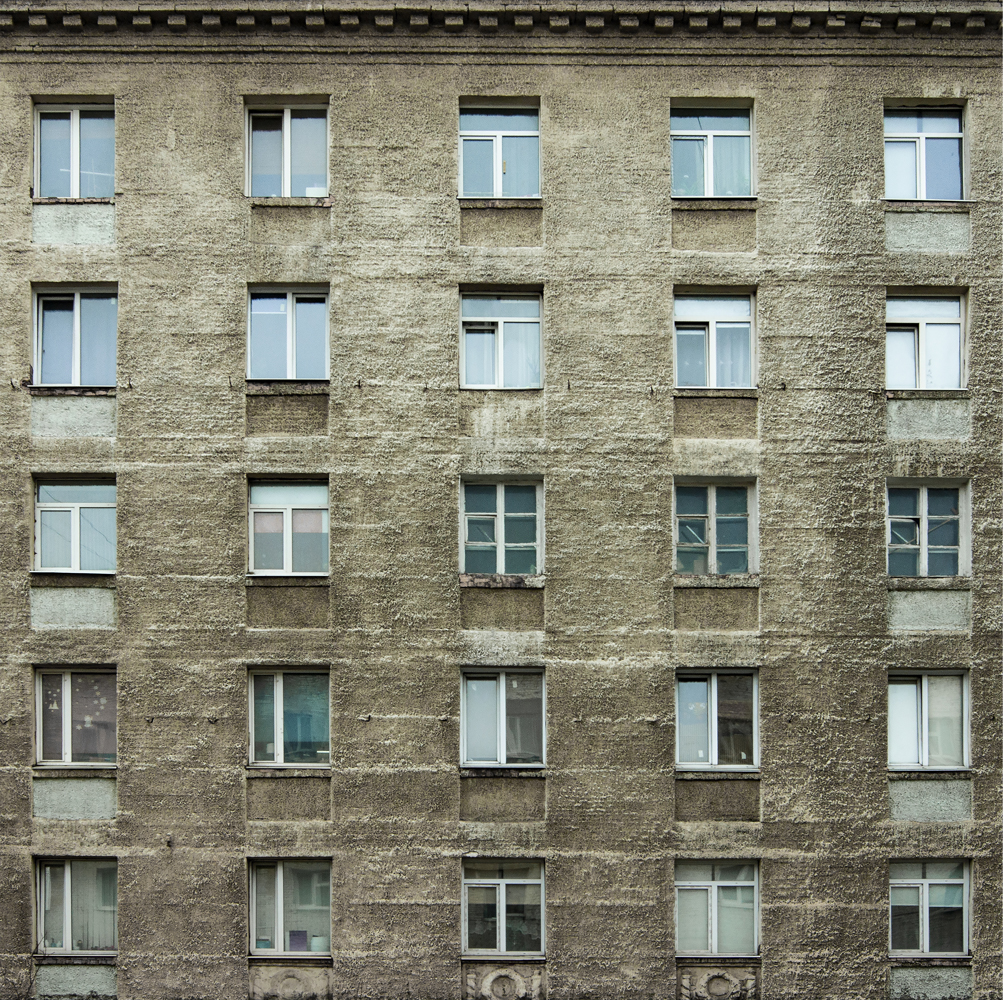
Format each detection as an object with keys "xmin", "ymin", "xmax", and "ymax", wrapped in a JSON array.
[
  {"xmin": 679, "ymin": 969, "xmax": 757, "ymax": 1000},
  {"xmin": 464, "ymin": 965, "xmax": 544, "ymax": 1000}
]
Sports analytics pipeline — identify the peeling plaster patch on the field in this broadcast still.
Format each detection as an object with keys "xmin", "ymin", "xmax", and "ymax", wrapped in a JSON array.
[
  {"xmin": 890, "ymin": 966, "xmax": 971, "ymax": 999},
  {"xmin": 33, "ymin": 777, "xmax": 117, "ymax": 819},
  {"xmin": 31, "ymin": 395, "xmax": 116, "ymax": 437},
  {"xmin": 887, "ymin": 399, "xmax": 969, "ymax": 440},
  {"xmin": 36, "ymin": 963, "xmax": 116, "ymax": 998},
  {"xmin": 459, "ymin": 629, "xmax": 544, "ymax": 665},
  {"xmin": 887, "ymin": 590, "xmax": 969, "ymax": 631},
  {"xmin": 889, "ymin": 780, "xmax": 971, "ymax": 821},
  {"xmin": 30, "ymin": 588, "xmax": 116, "ymax": 629},
  {"xmin": 885, "ymin": 211, "xmax": 970, "ymax": 253},
  {"xmin": 32, "ymin": 203, "xmax": 115, "ymax": 245},
  {"xmin": 672, "ymin": 437, "xmax": 759, "ymax": 477}
]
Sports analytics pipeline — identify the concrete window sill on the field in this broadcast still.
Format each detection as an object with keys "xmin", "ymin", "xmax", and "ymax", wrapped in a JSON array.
[
  {"xmin": 887, "ymin": 770, "xmax": 971, "ymax": 780},
  {"xmin": 32, "ymin": 197, "xmax": 114, "ymax": 205},
  {"xmin": 248, "ymin": 956, "xmax": 333, "ymax": 966},
  {"xmin": 676, "ymin": 770, "xmax": 760, "ymax": 780},
  {"xmin": 458, "ymin": 198, "xmax": 542, "ymax": 210},
  {"xmin": 889, "ymin": 957, "xmax": 971, "ymax": 967},
  {"xmin": 461, "ymin": 954, "xmax": 545, "ymax": 963},
  {"xmin": 35, "ymin": 955, "xmax": 116, "ymax": 965},
  {"xmin": 674, "ymin": 574, "xmax": 760, "ymax": 589},
  {"xmin": 671, "ymin": 198, "xmax": 757, "ymax": 210},
  {"xmin": 460, "ymin": 768, "xmax": 546, "ymax": 778},
  {"xmin": 672, "ymin": 387, "xmax": 759, "ymax": 399},
  {"xmin": 886, "ymin": 388, "xmax": 969, "ymax": 400},
  {"xmin": 459, "ymin": 573, "xmax": 545, "ymax": 589},
  {"xmin": 245, "ymin": 380, "xmax": 329, "ymax": 395},
  {"xmin": 249, "ymin": 197, "xmax": 332, "ymax": 208},
  {"xmin": 27, "ymin": 385, "xmax": 116, "ymax": 396},
  {"xmin": 883, "ymin": 200, "xmax": 972, "ymax": 212},
  {"xmin": 245, "ymin": 577, "xmax": 330, "ymax": 587},
  {"xmin": 886, "ymin": 577, "xmax": 970, "ymax": 591},
  {"xmin": 680, "ymin": 955, "xmax": 760, "ymax": 966},
  {"xmin": 31, "ymin": 573, "xmax": 116, "ymax": 588},
  {"xmin": 33, "ymin": 766, "xmax": 116, "ymax": 776},
  {"xmin": 246, "ymin": 767, "xmax": 332, "ymax": 777}
]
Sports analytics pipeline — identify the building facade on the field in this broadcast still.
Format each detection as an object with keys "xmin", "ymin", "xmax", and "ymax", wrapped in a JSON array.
[{"xmin": 0, "ymin": 3, "xmax": 1001, "ymax": 1000}]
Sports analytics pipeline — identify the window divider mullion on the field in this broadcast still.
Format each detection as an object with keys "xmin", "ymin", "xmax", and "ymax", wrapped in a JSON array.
[
  {"xmin": 287, "ymin": 293, "xmax": 296, "ymax": 379},
  {"xmin": 71, "ymin": 503, "xmax": 80, "ymax": 572},
  {"xmin": 63, "ymin": 860, "xmax": 72, "ymax": 951},
  {"xmin": 920, "ymin": 675, "xmax": 930, "ymax": 767},
  {"xmin": 70, "ymin": 109, "xmax": 80, "ymax": 199},
  {"xmin": 275, "ymin": 673, "xmax": 284, "ymax": 764},
  {"xmin": 62, "ymin": 672, "xmax": 73, "ymax": 763},
  {"xmin": 282, "ymin": 109, "xmax": 292, "ymax": 198},
  {"xmin": 709, "ymin": 673, "xmax": 719, "ymax": 766},
  {"xmin": 73, "ymin": 292, "xmax": 81, "ymax": 386},
  {"xmin": 496, "ymin": 484, "xmax": 505, "ymax": 573},
  {"xmin": 497, "ymin": 671, "xmax": 506, "ymax": 765},
  {"xmin": 276, "ymin": 861, "xmax": 285, "ymax": 953}
]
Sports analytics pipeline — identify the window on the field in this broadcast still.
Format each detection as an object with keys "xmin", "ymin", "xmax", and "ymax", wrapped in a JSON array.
[
  {"xmin": 887, "ymin": 485, "xmax": 964, "ymax": 577},
  {"xmin": 250, "ymin": 672, "xmax": 330, "ymax": 766},
  {"xmin": 36, "ymin": 290, "xmax": 117, "ymax": 387},
  {"xmin": 463, "ymin": 860, "xmax": 543, "ymax": 955},
  {"xmin": 462, "ymin": 671, "xmax": 544, "ymax": 767},
  {"xmin": 462, "ymin": 483, "xmax": 542, "ymax": 575},
  {"xmin": 886, "ymin": 297, "xmax": 964, "ymax": 389},
  {"xmin": 249, "ymin": 482, "xmax": 329, "ymax": 576},
  {"xmin": 676, "ymin": 862, "xmax": 758, "ymax": 955},
  {"xmin": 36, "ymin": 670, "xmax": 116, "ymax": 765},
  {"xmin": 460, "ymin": 108, "xmax": 540, "ymax": 198},
  {"xmin": 889, "ymin": 675, "xmax": 967, "ymax": 770},
  {"xmin": 35, "ymin": 106, "xmax": 114, "ymax": 199},
  {"xmin": 885, "ymin": 109, "xmax": 963, "ymax": 201},
  {"xmin": 247, "ymin": 107, "xmax": 328, "ymax": 197},
  {"xmin": 677, "ymin": 673, "xmax": 757, "ymax": 769},
  {"xmin": 248, "ymin": 291, "xmax": 328, "ymax": 380},
  {"xmin": 461, "ymin": 295, "xmax": 541, "ymax": 389},
  {"xmin": 37, "ymin": 859, "xmax": 117, "ymax": 953},
  {"xmin": 890, "ymin": 861, "xmax": 967, "ymax": 955},
  {"xmin": 670, "ymin": 109, "xmax": 752, "ymax": 197},
  {"xmin": 250, "ymin": 860, "xmax": 331, "ymax": 955},
  {"xmin": 35, "ymin": 482, "xmax": 116, "ymax": 573},
  {"xmin": 675, "ymin": 483, "xmax": 755, "ymax": 575},
  {"xmin": 674, "ymin": 295, "xmax": 754, "ymax": 388}
]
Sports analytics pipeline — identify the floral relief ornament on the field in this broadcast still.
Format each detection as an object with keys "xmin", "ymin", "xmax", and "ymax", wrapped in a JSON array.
[{"xmin": 679, "ymin": 970, "xmax": 757, "ymax": 1000}]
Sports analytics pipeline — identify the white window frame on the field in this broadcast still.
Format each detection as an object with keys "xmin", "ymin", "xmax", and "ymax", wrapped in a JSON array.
[
  {"xmin": 34, "ymin": 104, "xmax": 115, "ymax": 200},
  {"xmin": 669, "ymin": 105, "xmax": 755, "ymax": 199},
  {"xmin": 249, "ymin": 859, "xmax": 332, "ymax": 957},
  {"xmin": 461, "ymin": 669, "xmax": 546, "ymax": 768},
  {"xmin": 674, "ymin": 481, "xmax": 758, "ymax": 576},
  {"xmin": 248, "ymin": 670, "xmax": 330, "ymax": 768},
  {"xmin": 246, "ymin": 289, "xmax": 330, "ymax": 381},
  {"xmin": 461, "ymin": 862, "xmax": 545, "ymax": 957},
  {"xmin": 889, "ymin": 862, "xmax": 969, "ymax": 956},
  {"xmin": 673, "ymin": 295, "xmax": 756, "ymax": 389},
  {"xmin": 675, "ymin": 862, "xmax": 759, "ymax": 957},
  {"xmin": 35, "ymin": 669, "xmax": 117, "ymax": 767},
  {"xmin": 885, "ymin": 295, "xmax": 966, "ymax": 390},
  {"xmin": 676, "ymin": 671, "xmax": 759, "ymax": 771},
  {"xmin": 34, "ymin": 289, "xmax": 118, "ymax": 388},
  {"xmin": 36, "ymin": 858, "xmax": 118, "ymax": 955},
  {"xmin": 460, "ymin": 481, "xmax": 544, "ymax": 575},
  {"xmin": 458, "ymin": 106, "xmax": 541, "ymax": 199},
  {"xmin": 888, "ymin": 673, "xmax": 970, "ymax": 771},
  {"xmin": 247, "ymin": 483, "xmax": 329, "ymax": 577},
  {"xmin": 459, "ymin": 294, "xmax": 543, "ymax": 390},
  {"xmin": 886, "ymin": 482, "xmax": 969, "ymax": 578},
  {"xmin": 34, "ymin": 483, "xmax": 116, "ymax": 574},
  {"xmin": 245, "ymin": 106, "xmax": 330, "ymax": 198},
  {"xmin": 884, "ymin": 108, "xmax": 965, "ymax": 201}
]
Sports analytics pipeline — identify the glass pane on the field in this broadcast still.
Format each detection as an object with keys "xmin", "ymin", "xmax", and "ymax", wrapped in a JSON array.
[
  {"xmin": 928, "ymin": 518, "xmax": 959, "ymax": 547},
  {"xmin": 283, "ymin": 674, "xmax": 329, "ymax": 764},
  {"xmin": 461, "ymin": 110, "xmax": 539, "ymax": 131},
  {"xmin": 501, "ymin": 135, "xmax": 540, "ymax": 197},
  {"xmin": 505, "ymin": 485, "xmax": 536, "ymax": 514},
  {"xmin": 886, "ymin": 298, "xmax": 961, "ymax": 320},
  {"xmin": 254, "ymin": 864, "xmax": 276, "ymax": 949},
  {"xmin": 41, "ymin": 674, "xmax": 64, "ymax": 761},
  {"xmin": 717, "ymin": 675, "xmax": 754, "ymax": 765},
  {"xmin": 712, "ymin": 135, "xmax": 751, "ymax": 196},
  {"xmin": 250, "ymin": 483, "xmax": 327, "ymax": 506},
  {"xmin": 890, "ymin": 886, "xmax": 920, "ymax": 950},
  {"xmin": 464, "ymin": 327, "xmax": 496, "ymax": 385},
  {"xmin": 927, "ymin": 549, "xmax": 959, "ymax": 577},
  {"xmin": 888, "ymin": 489, "xmax": 920, "ymax": 516},
  {"xmin": 80, "ymin": 506, "xmax": 116, "ymax": 572},
  {"xmin": 40, "ymin": 298, "xmax": 74, "ymax": 385},
  {"xmin": 927, "ymin": 676, "xmax": 964, "ymax": 767},
  {"xmin": 464, "ymin": 860, "xmax": 541, "ymax": 879},
  {"xmin": 716, "ymin": 864, "xmax": 756, "ymax": 882},
  {"xmin": 78, "ymin": 111, "xmax": 115, "ymax": 198},
  {"xmin": 884, "ymin": 111, "xmax": 922, "ymax": 134},
  {"xmin": 888, "ymin": 549, "xmax": 920, "ymax": 577},
  {"xmin": 71, "ymin": 860, "xmax": 117, "ymax": 951},
  {"xmin": 465, "ymin": 677, "xmax": 499, "ymax": 761},
  {"xmin": 79, "ymin": 295, "xmax": 117, "ymax": 386},
  {"xmin": 467, "ymin": 517, "xmax": 496, "ymax": 544},
  {"xmin": 675, "ymin": 863, "xmax": 713, "ymax": 882},
  {"xmin": 294, "ymin": 298, "xmax": 327, "ymax": 379},
  {"xmin": 716, "ymin": 547, "xmax": 749, "ymax": 575},
  {"xmin": 676, "ymin": 547, "xmax": 708, "ymax": 574},
  {"xmin": 39, "ymin": 112, "xmax": 72, "ymax": 197},
  {"xmin": 718, "ymin": 885, "xmax": 756, "ymax": 954},
  {"xmin": 41, "ymin": 862, "xmax": 65, "ymax": 948},
  {"xmin": 918, "ymin": 111, "xmax": 962, "ymax": 134},
  {"xmin": 678, "ymin": 519, "xmax": 707, "ymax": 545},
  {"xmin": 716, "ymin": 323, "xmax": 752, "ymax": 387},
  {"xmin": 462, "ymin": 296, "xmax": 540, "ymax": 319},
  {"xmin": 890, "ymin": 862, "xmax": 923, "ymax": 879},
  {"xmin": 250, "ymin": 114, "xmax": 283, "ymax": 196},
  {"xmin": 290, "ymin": 111, "xmax": 327, "ymax": 196},
  {"xmin": 465, "ymin": 484, "xmax": 497, "ymax": 514},
  {"xmin": 925, "ymin": 138, "xmax": 962, "ymax": 200},
  {"xmin": 38, "ymin": 483, "xmax": 116, "ymax": 503},
  {"xmin": 888, "ymin": 680, "xmax": 920, "ymax": 765},
  {"xmin": 717, "ymin": 488, "xmax": 748, "ymax": 516},
  {"xmin": 675, "ymin": 297, "xmax": 752, "ymax": 321},
  {"xmin": 253, "ymin": 511, "xmax": 284, "ymax": 571},
  {"xmin": 885, "ymin": 141, "xmax": 918, "ymax": 199},
  {"xmin": 671, "ymin": 111, "xmax": 750, "ymax": 131},
  {"xmin": 676, "ymin": 888, "xmax": 709, "ymax": 951},
  {"xmin": 505, "ymin": 883, "xmax": 542, "ymax": 952},
  {"xmin": 71, "ymin": 673, "xmax": 116, "ymax": 763},
  {"xmin": 249, "ymin": 295, "xmax": 288, "ymax": 379},
  {"xmin": 505, "ymin": 516, "xmax": 536, "ymax": 544},
  {"xmin": 283, "ymin": 861, "xmax": 330, "ymax": 953},
  {"xmin": 502, "ymin": 322, "xmax": 541, "ymax": 388},
  {"xmin": 505, "ymin": 548, "xmax": 537, "ymax": 575},
  {"xmin": 926, "ymin": 862, "xmax": 964, "ymax": 879},
  {"xmin": 676, "ymin": 328, "xmax": 707, "ymax": 386},
  {"xmin": 506, "ymin": 673, "xmax": 543, "ymax": 764},
  {"xmin": 40, "ymin": 509, "xmax": 72, "ymax": 569},
  {"xmin": 462, "ymin": 138, "xmax": 494, "ymax": 197},
  {"xmin": 465, "ymin": 547, "xmax": 497, "ymax": 574},
  {"xmin": 677, "ymin": 488, "xmax": 708, "ymax": 517},
  {"xmin": 929, "ymin": 884, "xmax": 964, "ymax": 952},
  {"xmin": 928, "ymin": 489, "xmax": 959, "ymax": 517},
  {"xmin": 671, "ymin": 137, "xmax": 705, "ymax": 197},
  {"xmin": 890, "ymin": 520, "xmax": 918, "ymax": 545},
  {"xmin": 886, "ymin": 327, "xmax": 918, "ymax": 388},
  {"xmin": 924, "ymin": 324, "xmax": 961, "ymax": 388},
  {"xmin": 253, "ymin": 675, "xmax": 276, "ymax": 762},
  {"xmin": 678, "ymin": 679, "xmax": 710, "ymax": 763},
  {"xmin": 292, "ymin": 508, "xmax": 329, "ymax": 573},
  {"xmin": 466, "ymin": 885, "xmax": 498, "ymax": 949}
]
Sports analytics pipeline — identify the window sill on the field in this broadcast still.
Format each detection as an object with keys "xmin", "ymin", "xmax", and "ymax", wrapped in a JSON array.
[
  {"xmin": 245, "ymin": 576, "xmax": 330, "ymax": 587},
  {"xmin": 883, "ymin": 200, "xmax": 971, "ymax": 212},
  {"xmin": 249, "ymin": 197, "xmax": 332, "ymax": 208},
  {"xmin": 671, "ymin": 197, "xmax": 757, "ymax": 209},
  {"xmin": 460, "ymin": 767, "xmax": 546, "ymax": 778},
  {"xmin": 35, "ymin": 955, "xmax": 116, "ymax": 965},
  {"xmin": 246, "ymin": 766, "xmax": 331, "ymax": 776},
  {"xmin": 678, "ymin": 955, "xmax": 760, "ymax": 965},
  {"xmin": 32, "ymin": 197, "xmax": 114, "ymax": 205},
  {"xmin": 886, "ymin": 389, "xmax": 969, "ymax": 400},
  {"xmin": 249, "ymin": 955, "xmax": 333, "ymax": 966},
  {"xmin": 458, "ymin": 198, "xmax": 542, "ymax": 210},
  {"xmin": 31, "ymin": 572, "xmax": 116, "ymax": 588},
  {"xmin": 672, "ymin": 387, "xmax": 758, "ymax": 398},
  {"xmin": 889, "ymin": 956, "xmax": 970, "ymax": 966},
  {"xmin": 886, "ymin": 577, "xmax": 970, "ymax": 591},
  {"xmin": 459, "ymin": 573, "xmax": 545, "ymax": 589},
  {"xmin": 460, "ymin": 386, "xmax": 543, "ymax": 392},
  {"xmin": 33, "ymin": 765, "xmax": 116, "ymax": 775},
  {"xmin": 245, "ymin": 380, "xmax": 330, "ymax": 395},
  {"xmin": 888, "ymin": 770, "xmax": 971, "ymax": 780},
  {"xmin": 674, "ymin": 574, "xmax": 759, "ymax": 589},
  {"xmin": 462, "ymin": 954, "xmax": 545, "ymax": 962},
  {"xmin": 28, "ymin": 385, "xmax": 116, "ymax": 396},
  {"xmin": 676, "ymin": 770, "xmax": 759, "ymax": 779}
]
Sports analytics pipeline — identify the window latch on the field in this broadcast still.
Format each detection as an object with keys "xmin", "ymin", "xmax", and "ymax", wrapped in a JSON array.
[{"xmin": 502, "ymin": 160, "xmax": 506, "ymax": 173}]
